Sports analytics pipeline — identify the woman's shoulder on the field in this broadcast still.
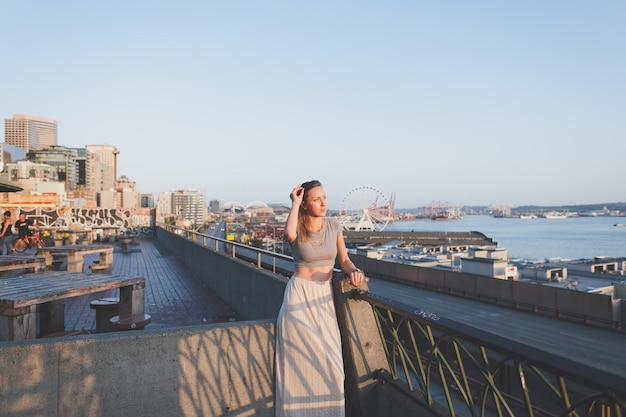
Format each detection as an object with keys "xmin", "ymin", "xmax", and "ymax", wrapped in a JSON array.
[{"xmin": 325, "ymin": 217, "xmax": 342, "ymax": 231}]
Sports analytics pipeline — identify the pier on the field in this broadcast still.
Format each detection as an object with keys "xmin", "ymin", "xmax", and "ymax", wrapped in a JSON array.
[{"xmin": 342, "ymin": 229, "xmax": 496, "ymax": 248}]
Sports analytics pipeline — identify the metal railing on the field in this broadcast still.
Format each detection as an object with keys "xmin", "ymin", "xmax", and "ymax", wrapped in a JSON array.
[
  {"xmin": 161, "ymin": 224, "xmax": 626, "ymax": 417},
  {"xmin": 160, "ymin": 223, "xmax": 295, "ymax": 275},
  {"xmin": 351, "ymin": 289, "xmax": 626, "ymax": 417}
]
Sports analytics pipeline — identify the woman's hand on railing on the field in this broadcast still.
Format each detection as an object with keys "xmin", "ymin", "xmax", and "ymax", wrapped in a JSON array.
[{"xmin": 349, "ymin": 268, "xmax": 365, "ymax": 287}]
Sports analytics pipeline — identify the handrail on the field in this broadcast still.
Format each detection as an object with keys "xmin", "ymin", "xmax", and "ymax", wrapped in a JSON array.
[
  {"xmin": 367, "ymin": 270, "xmax": 624, "ymax": 332},
  {"xmin": 351, "ymin": 288, "xmax": 626, "ymax": 417},
  {"xmin": 160, "ymin": 223, "xmax": 295, "ymax": 275}
]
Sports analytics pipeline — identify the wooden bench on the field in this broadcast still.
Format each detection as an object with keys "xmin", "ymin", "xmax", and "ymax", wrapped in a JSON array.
[
  {"xmin": 109, "ymin": 313, "xmax": 152, "ymax": 330},
  {"xmin": 89, "ymin": 263, "xmax": 112, "ymax": 274},
  {"xmin": 0, "ymin": 256, "xmax": 46, "ymax": 277},
  {"xmin": 0, "ymin": 271, "xmax": 146, "ymax": 341},
  {"xmin": 38, "ymin": 244, "xmax": 114, "ymax": 273}
]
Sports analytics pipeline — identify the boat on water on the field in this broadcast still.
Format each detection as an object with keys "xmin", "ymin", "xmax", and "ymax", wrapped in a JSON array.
[
  {"xmin": 615, "ymin": 223, "xmax": 625, "ymax": 227},
  {"xmin": 544, "ymin": 214, "xmax": 567, "ymax": 219},
  {"xmin": 432, "ymin": 209, "xmax": 462, "ymax": 221},
  {"xmin": 434, "ymin": 215, "xmax": 454, "ymax": 221},
  {"xmin": 542, "ymin": 211, "xmax": 569, "ymax": 219},
  {"xmin": 519, "ymin": 214, "xmax": 538, "ymax": 219}
]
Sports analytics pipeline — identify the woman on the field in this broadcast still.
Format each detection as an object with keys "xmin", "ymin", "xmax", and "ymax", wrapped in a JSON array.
[{"xmin": 275, "ymin": 180, "xmax": 364, "ymax": 417}]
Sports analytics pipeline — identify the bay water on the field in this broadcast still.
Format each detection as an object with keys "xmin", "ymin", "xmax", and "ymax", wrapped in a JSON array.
[{"xmin": 386, "ymin": 215, "xmax": 626, "ymax": 261}]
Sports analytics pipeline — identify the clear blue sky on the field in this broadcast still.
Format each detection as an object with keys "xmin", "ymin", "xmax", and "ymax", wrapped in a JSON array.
[{"xmin": 2, "ymin": 1, "xmax": 624, "ymax": 209}]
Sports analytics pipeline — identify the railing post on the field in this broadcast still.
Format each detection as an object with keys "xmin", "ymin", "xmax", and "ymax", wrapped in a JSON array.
[{"xmin": 332, "ymin": 272, "xmax": 391, "ymax": 417}]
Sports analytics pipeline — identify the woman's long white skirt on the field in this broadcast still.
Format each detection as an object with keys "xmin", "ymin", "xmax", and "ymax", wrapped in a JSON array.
[{"xmin": 275, "ymin": 276, "xmax": 345, "ymax": 417}]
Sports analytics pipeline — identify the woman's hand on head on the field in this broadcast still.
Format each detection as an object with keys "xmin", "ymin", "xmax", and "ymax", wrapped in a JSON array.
[{"xmin": 290, "ymin": 185, "xmax": 305, "ymax": 206}]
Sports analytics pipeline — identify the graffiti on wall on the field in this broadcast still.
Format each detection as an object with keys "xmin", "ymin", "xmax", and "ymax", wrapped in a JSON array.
[{"xmin": 2, "ymin": 207, "xmax": 155, "ymax": 236}]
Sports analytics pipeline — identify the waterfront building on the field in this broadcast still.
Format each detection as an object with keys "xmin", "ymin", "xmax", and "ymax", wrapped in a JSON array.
[{"xmin": 4, "ymin": 114, "xmax": 58, "ymax": 152}]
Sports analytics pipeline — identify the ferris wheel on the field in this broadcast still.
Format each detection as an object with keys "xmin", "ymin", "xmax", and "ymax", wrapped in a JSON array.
[{"xmin": 338, "ymin": 186, "xmax": 394, "ymax": 231}]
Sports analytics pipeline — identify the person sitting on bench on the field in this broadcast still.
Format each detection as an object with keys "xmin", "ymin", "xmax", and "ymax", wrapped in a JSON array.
[{"xmin": 11, "ymin": 213, "xmax": 39, "ymax": 253}]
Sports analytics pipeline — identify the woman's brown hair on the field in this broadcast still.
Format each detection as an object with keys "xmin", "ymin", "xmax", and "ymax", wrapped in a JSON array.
[{"xmin": 296, "ymin": 180, "xmax": 322, "ymax": 242}]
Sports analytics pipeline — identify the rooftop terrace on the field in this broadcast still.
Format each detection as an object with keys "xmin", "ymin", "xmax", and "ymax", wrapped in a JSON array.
[
  {"xmin": 60, "ymin": 238, "xmax": 238, "ymax": 334},
  {"xmin": 1, "ymin": 229, "xmax": 625, "ymax": 417}
]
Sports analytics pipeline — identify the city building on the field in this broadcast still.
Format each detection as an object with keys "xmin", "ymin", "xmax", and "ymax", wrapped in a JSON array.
[
  {"xmin": 141, "ymin": 194, "xmax": 154, "ymax": 208},
  {"xmin": 72, "ymin": 147, "xmax": 97, "ymax": 202},
  {"xmin": 27, "ymin": 145, "xmax": 79, "ymax": 192},
  {"xmin": 98, "ymin": 190, "xmax": 117, "ymax": 207},
  {"xmin": 208, "ymin": 199, "xmax": 221, "ymax": 213},
  {"xmin": 4, "ymin": 114, "xmax": 58, "ymax": 152},
  {"xmin": 156, "ymin": 191, "xmax": 173, "ymax": 223},
  {"xmin": 86, "ymin": 145, "xmax": 119, "ymax": 192},
  {"xmin": 0, "ymin": 143, "xmax": 26, "ymax": 171},
  {"xmin": 117, "ymin": 175, "xmax": 139, "ymax": 208},
  {"xmin": 157, "ymin": 190, "xmax": 206, "ymax": 228},
  {"xmin": 5, "ymin": 160, "xmax": 58, "ymax": 185},
  {"xmin": 1, "ymin": 115, "xmax": 150, "ymax": 209}
]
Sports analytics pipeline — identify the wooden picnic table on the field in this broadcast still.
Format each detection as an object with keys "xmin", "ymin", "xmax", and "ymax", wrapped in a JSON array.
[
  {"xmin": 0, "ymin": 256, "xmax": 46, "ymax": 276},
  {"xmin": 0, "ymin": 271, "xmax": 146, "ymax": 341},
  {"xmin": 37, "ymin": 244, "xmax": 114, "ymax": 273}
]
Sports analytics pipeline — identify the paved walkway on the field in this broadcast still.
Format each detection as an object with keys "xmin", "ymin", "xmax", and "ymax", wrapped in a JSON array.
[{"xmin": 54, "ymin": 237, "xmax": 237, "ymax": 333}]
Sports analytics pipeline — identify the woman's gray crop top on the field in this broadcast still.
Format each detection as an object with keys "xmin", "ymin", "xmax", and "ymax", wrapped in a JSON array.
[{"xmin": 289, "ymin": 217, "xmax": 341, "ymax": 268}]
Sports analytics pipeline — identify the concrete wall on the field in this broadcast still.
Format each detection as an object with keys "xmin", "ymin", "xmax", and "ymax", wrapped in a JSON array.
[
  {"xmin": 350, "ymin": 252, "xmax": 622, "ymax": 330},
  {"xmin": 156, "ymin": 228, "xmax": 287, "ymax": 320},
  {"xmin": 0, "ymin": 321, "xmax": 276, "ymax": 417}
]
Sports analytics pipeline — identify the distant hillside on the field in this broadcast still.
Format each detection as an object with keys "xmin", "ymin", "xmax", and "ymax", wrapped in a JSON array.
[{"xmin": 396, "ymin": 202, "xmax": 626, "ymax": 215}]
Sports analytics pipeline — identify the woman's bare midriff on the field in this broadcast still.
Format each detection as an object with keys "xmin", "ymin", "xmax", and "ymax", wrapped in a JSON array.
[{"xmin": 294, "ymin": 266, "xmax": 334, "ymax": 282}]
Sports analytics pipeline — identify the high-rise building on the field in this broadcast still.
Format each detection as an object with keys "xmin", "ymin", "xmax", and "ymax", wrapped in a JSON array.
[
  {"xmin": 27, "ymin": 145, "xmax": 79, "ymax": 191},
  {"xmin": 4, "ymin": 114, "xmax": 58, "ymax": 152},
  {"xmin": 140, "ymin": 194, "xmax": 154, "ymax": 208},
  {"xmin": 208, "ymin": 199, "xmax": 221, "ymax": 213},
  {"xmin": 159, "ymin": 189, "xmax": 206, "ymax": 227},
  {"xmin": 86, "ymin": 145, "xmax": 119, "ymax": 192},
  {"xmin": 156, "ymin": 191, "xmax": 173, "ymax": 223},
  {"xmin": 117, "ymin": 175, "xmax": 139, "ymax": 208},
  {"xmin": 0, "ymin": 143, "xmax": 26, "ymax": 171}
]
